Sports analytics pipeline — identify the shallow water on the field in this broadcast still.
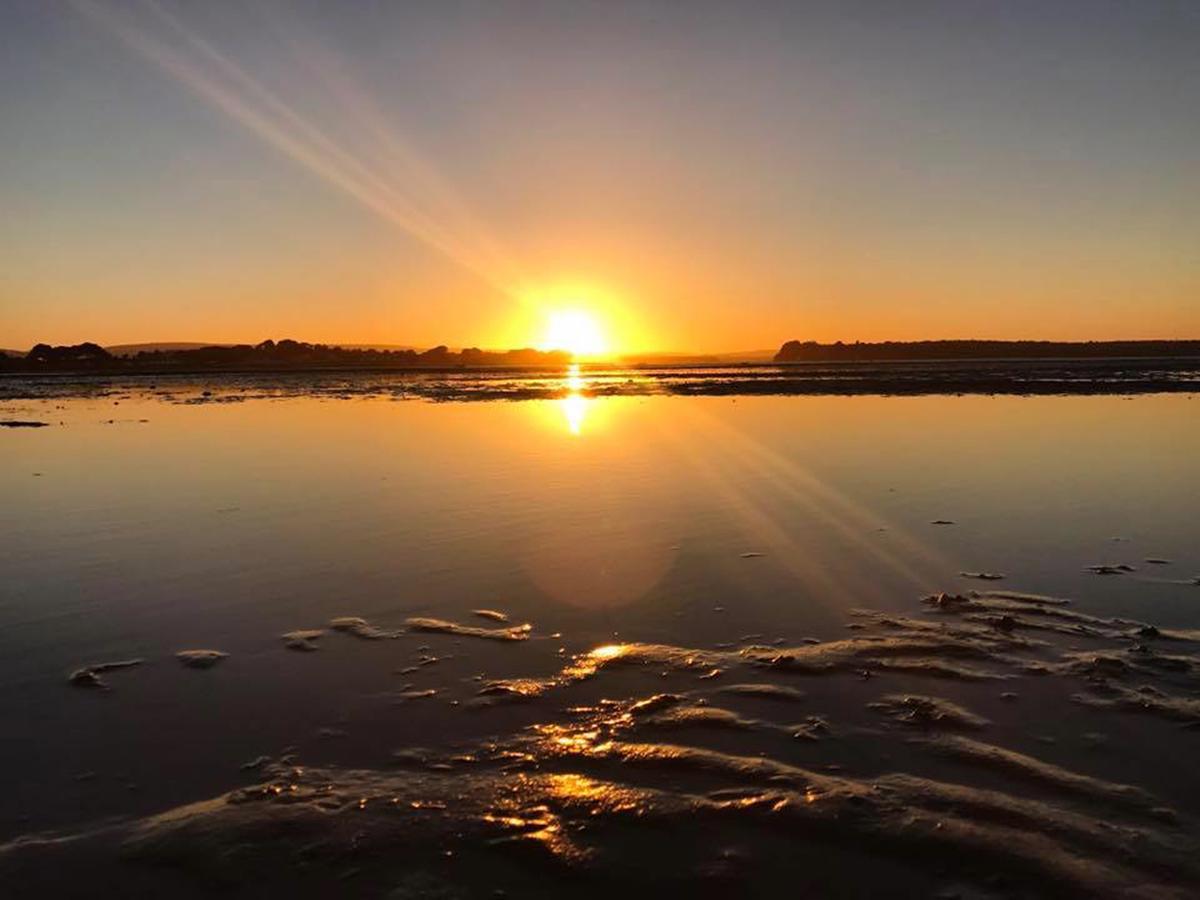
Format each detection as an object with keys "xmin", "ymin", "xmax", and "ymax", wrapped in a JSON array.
[{"xmin": 1, "ymin": 376, "xmax": 1199, "ymax": 895}]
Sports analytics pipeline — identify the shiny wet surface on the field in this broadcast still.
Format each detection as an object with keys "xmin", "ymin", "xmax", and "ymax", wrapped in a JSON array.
[{"xmin": 1, "ymin": 381, "xmax": 1199, "ymax": 895}]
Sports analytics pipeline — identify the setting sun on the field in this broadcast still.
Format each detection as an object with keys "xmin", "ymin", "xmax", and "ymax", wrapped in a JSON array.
[{"xmin": 539, "ymin": 309, "xmax": 610, "ymax": 358}]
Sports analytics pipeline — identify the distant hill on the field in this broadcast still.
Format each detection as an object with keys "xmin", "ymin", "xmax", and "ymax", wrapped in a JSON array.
[
  {"xmin": 1, "ymin": 339, "xmax": 570, "ymax": 373},
  {"xmin": 104, "ymin": 341, "xmax": 424, "ymax": 356},
  {"xmin": 621, "ymin": 349, "xmax": 777, "ymax": 366},
  {"xmin": 105, "ymin": 342, "xmax": 233, "ymax": 356},
  {"xmin": 775, "ymin": 339, "xmax": 1200, "ymax": 363},
  {"xmin": 331, "ymin": 343, "xmax": 424, "ymax": 352}
]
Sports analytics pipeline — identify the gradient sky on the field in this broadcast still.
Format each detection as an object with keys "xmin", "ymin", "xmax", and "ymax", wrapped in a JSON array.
[{"xmin": 2, "ymin": 0, "xmax": 1198, "ymax": 352}]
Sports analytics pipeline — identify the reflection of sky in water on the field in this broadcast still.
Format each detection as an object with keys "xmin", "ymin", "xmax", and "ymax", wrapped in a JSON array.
[{"xmin": 3, "ymin": 392, "xmax": 1198, "ymax": 634}]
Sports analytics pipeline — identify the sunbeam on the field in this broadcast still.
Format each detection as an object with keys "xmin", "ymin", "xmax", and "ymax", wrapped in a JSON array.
[
  {"xmin": 71, "ymin": 0, "xmax": 525, "ymax": 298},
  {"xmin": 647, "ymin": 399, "xmax": 956, "ymax": 610}
]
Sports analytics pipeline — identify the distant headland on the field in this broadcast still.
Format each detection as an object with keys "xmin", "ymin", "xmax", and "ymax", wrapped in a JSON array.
[
  {"xmin": 0, "ymin": 339, "xmax": 571, "ymax": 373},
  {"xmin": 774, "ymin": 339, "xmax": 1200, "ymax": 363},
  {"xmin": 5, "ymin": 338, "xmax": 1200, "ymax": 375}
]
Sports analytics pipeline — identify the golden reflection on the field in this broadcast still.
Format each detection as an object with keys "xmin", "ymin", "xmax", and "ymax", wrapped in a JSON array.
[
  {"xmin": 589, "ymin": 644, "xmax": 627, "ymax": 661},
  {"xmin": 553, "ymin": 730, "xmax": 601, "ymax": 752},
  {"xmin": 559, "ymin": 363, "xmax": 591, "ymax": 435},
  {"xmin": 483, "ymin": 780, "xmax": 586, "ymax": 861},
  {"xmin": 562, "ymin": 393, "xmax": 589, "ymax": 436},
  {"xmin": 556, "ymin": 643, "xmax": 629, "ymax": 681},
  {"xmin": 544, "ymin": 773, "xmax": 642, "ymax": 815}
]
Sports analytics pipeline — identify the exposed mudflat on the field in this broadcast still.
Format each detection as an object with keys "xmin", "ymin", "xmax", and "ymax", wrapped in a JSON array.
[
  {"xmin": 3, "ymin": 356, "xmax": 1200, "ymax": 405},
  {"xmin": 8, "ymin": 589, "xmax": 1200, "ymax": 898}
]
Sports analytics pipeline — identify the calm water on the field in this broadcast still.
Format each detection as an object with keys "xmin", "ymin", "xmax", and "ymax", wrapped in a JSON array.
[{"xmin": 1, "ymin": 380, "xmax": 1198, "ymax": 844}]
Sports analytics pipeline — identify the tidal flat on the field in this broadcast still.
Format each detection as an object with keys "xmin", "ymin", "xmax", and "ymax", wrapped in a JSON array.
[{"xmin": 1, "ymin": 375, "xmax": 1198, "ymax": 896}]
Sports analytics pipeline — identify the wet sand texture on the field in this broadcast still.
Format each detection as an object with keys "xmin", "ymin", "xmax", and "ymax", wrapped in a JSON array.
[{"xmin": 17, "ymin": 588, "xmax": 1200, "ymax": 897}]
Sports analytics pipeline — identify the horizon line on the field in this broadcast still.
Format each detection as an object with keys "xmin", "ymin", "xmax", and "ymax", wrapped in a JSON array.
[{"xmin": 8, "ymin": 335, "xmax": 1200, "ymax": 359}]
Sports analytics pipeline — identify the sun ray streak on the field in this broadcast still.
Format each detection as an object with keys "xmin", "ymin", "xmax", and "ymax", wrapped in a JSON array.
[
  {"xmin": 269, "ymin": 18, "xmax": 528, "ymax": 292},
  {"xmin": 685, "ymin": 403, "xmax": 954, "ymax": 585},
  {"xmin": 70, "ymin": 0, "xmax": 522, "ymax": 298},
  {"xmin": 645, "ymin": 400, "xmax": 956, "ymax": 608}
]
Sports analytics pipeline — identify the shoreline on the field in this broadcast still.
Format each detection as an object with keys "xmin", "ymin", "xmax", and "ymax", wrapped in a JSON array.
[{"xmin": 2, "ymin": 357, "xmax": 1198, "ymax": 402}]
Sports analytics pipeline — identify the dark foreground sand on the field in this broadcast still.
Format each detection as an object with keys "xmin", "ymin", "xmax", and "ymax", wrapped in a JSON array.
[{"xmin": 4, "ymin": 590, "xmax": 1200, "ymax": 898}]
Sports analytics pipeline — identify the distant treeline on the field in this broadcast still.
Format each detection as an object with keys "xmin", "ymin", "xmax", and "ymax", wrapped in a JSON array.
[
  {"xmin": 2, "ymin": 339, "xmax": 571, "ymax": 372},
  {"xmin": 774, "ymin": 339, "xmax": 1200, "ymax": 363}
]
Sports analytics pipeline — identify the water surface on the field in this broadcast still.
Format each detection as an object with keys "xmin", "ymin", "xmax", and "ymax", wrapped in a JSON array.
[{"xmin": 1, "ymin": 377, "xmax": 1198, "ymax": 895}]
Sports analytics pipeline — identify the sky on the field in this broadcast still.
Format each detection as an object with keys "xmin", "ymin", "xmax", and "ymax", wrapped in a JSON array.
[{"xmin": 1, "ymin": 0, "xmax": 1198, "ymax": 353}]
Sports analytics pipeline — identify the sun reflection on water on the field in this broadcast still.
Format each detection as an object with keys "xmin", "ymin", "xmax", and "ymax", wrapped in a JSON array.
[{"xmin": 560, "ymin": 363, "xmax": 591, "ymax": 436}]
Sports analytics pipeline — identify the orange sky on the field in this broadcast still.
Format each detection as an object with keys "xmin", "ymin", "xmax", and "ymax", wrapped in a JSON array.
[{"xmin": 2, "ymin": 2, "xmax": 1197, "ymax": 353}]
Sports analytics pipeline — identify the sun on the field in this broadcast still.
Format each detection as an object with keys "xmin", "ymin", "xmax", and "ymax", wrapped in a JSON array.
[{"xmin": 539, "ymin": 309, "xmax": 610, "ymax": 358}]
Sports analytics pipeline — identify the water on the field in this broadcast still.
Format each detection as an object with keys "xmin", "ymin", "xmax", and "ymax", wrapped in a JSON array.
[{"xmin": 1, "ymin": 374, "xmax": 1198, "ymax": 894}]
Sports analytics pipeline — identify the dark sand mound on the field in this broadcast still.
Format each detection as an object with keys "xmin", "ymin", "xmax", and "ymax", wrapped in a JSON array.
[
  {"xmin": 406, "ymin": 617, "xmax": 532, "ymax": 642},
  {"xmin": 175, "ymin": 650, "xmax": 228, "ymax": 669},
  {"xmin": 67, "ymin": 659, "xmax": 143, "ymax": 690},
  {"xmin": 280, "ymin": 629, "xmax": 324, "ymax": 651},
  {"xmin": 471, "ymin": 609, "xmax": 510, "ymax": 623},
  {"xmin": 328, "ymin": 616, "xmax": 400, "ymax": 640}
]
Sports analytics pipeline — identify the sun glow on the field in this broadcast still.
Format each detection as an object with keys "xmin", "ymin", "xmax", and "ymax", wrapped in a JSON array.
[{"xmin": 539, "ymin": 309, "xmax": 610, "ymax": 358}]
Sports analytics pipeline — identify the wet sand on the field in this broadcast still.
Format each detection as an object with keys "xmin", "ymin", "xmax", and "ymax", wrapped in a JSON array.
[{"xmin": 5, "ymin": 590, "xmax": 1200, "ymax": 897}]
